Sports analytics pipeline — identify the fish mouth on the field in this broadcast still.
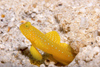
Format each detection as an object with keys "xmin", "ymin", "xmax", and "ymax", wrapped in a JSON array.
[
  {"xmin": 19, "ymin": 23, "xmax": 26, "ymax": 35},
  {"xmin": 19, "ymin": 24, "xmax": 24, "ymax": 31}
]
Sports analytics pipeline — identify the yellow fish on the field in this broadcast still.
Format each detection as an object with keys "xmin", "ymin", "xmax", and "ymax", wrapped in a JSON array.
[{"xmin": 19, "ymin": 22, "xmax": 75, "ymax": 65}]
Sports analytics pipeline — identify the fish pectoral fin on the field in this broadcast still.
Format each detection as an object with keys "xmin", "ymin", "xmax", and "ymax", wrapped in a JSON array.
[
  {"xmin": 45, "ymin": 31, "xmax": 60, "ymax": 43},
  {"xmin": 30, "ymin": 45, "xmax": 42, "ymax": 60}
]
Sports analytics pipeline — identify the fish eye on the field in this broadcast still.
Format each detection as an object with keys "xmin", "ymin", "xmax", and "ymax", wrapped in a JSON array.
[
  {"xmin": 24, "ymin": 22, "xmax": 31, "ymax": 28},
  {"xmin": 25, "ymin": 25, "xmax": 28, "ymax": 27},
  {"xmin": 25, "ymin": 25, "xmax": 29, "ymax": 28}
]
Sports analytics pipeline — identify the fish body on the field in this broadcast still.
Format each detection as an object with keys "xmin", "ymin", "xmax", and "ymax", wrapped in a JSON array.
[{"xmin": 20, "ymin": 22, "xmax": 75, "ymax": 65}]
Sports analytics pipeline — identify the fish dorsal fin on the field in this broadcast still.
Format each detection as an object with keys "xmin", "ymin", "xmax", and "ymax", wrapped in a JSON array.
[
  {"xmin": 45, "ymin": 31, "xmax": 60, "ymax": 43},
  {"xmin": 59, "ymin": 43, "xmax": 73, "ymax": 52}
]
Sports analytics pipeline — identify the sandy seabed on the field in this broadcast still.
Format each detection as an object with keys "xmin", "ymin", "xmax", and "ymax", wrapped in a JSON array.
[{"xmin": 0, "ymin": 0, "xmax": 100, "ymax": 67}]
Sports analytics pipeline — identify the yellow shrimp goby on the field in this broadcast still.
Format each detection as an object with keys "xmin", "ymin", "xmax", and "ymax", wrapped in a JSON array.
[{"xmin": 19, "ymin": 22, "xmax": 75, "ymax": 65}]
